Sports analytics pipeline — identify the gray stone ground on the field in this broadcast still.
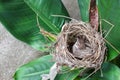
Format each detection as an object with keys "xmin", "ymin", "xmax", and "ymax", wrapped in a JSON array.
[{"xmin": 0, "ymin": 0, "xmax": 80, "ymax": 80}]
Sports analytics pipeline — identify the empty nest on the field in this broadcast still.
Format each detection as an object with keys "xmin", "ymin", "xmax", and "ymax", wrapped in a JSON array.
[{"xmin": 53, "ymin": 20, "xmax": 106, "ymax": 70}]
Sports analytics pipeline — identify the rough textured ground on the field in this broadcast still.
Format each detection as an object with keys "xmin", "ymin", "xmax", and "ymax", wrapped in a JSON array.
[{"xmin": 0, "ymin": 0, "xmax": 80, "ymax": 80}]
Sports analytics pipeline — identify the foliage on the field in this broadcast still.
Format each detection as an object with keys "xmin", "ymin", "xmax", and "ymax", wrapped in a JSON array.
[
  {"xmin": 0, "ymin": 0, "xmax": 120, "ymax": 80},
  {"xmin": 0, "ymin": 0, "xmax": 69, "ymax": 51},
  {"xmin": 81, "ymin": 62, "xmax": 120, "ymax": 80},
  {"xmin": 14, "ymin": 55, "xmax": 80, "ymax": 80}
]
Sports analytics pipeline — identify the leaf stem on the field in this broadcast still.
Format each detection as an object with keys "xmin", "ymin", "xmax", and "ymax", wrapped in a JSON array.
[{"xmin": 89, "ymin": 0, "xmax": 98, "ymax": 31}]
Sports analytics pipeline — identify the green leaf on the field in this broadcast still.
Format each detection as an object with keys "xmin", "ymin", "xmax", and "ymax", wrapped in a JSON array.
[
  {"xmin": 24, "ymin": 0, "xmax": 70, "ymax": 34},
  {"xmin": 84, "ymin": 62, "xmax": 120, "ymax": 80},
  {"xmin": 0, "ymin": 0, "xmax": 69, "ymax": 51},
  {"xmin": 0, "ymin": 0, "xmax": 48, "ymax": 51},
  {"xmin": 77, "ymin": 0, "xmax": 90, "ymax": 22},
  {"xmin": 98, "ymin": 0, "xmax": 120, "ymax": 60},
  {"xmin": 56, "ymin": 69, "xmax": 80, "ymax": 80},
  {"xmin": 14, "ymin": 55, "xmax": 80, "ymax": 80},
  {"xmin": 111, "ymin": 55, "xmax": 120, "ymax": 68},
  {"xmin": 14, "ymin": 55, "xmax": 54, "ymax": 80},
  {"xmin": 78, "ymin": 0, "xmax": 120, "ymax": 60}
]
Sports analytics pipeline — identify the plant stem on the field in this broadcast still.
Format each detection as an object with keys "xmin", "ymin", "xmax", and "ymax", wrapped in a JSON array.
[{"xmin": 89, "ymin": 0, "xmax": 98, "ymax": 31}]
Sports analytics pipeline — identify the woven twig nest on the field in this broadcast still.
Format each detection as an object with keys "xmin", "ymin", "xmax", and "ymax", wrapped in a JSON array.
[{"xmin": 53, "ymin": 20, "xmax": 106, "ymax": 70}]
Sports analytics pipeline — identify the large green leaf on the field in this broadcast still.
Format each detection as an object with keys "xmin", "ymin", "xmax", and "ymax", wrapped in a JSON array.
[
  {"xmin": 0, "ymin": 0, "xmax": 69, "ymax": 51},
  {"xmin": 24, "ymin": 0, "xmax": 70, "ymax": 34},
  {"xmin": 0, "ymin": 0, "xmax": 47, "ymax": 51},
  {"xmin": 82, "ymin": 62, "xmax": 120, "ymax": 80},
  {"xmin": 78, "ymin": 0, "xmax": 120, "ymax": 60},
  {"xmin": 98, "ymin": 0, "xmax": 120, "ymax": 60},
  {"xmin": 14, "ymin": 55, "xmax": 80, "ymax": 80},
  {"xmin": 14, "ymin": 55, "xmax": 54, "ymax": 80}
]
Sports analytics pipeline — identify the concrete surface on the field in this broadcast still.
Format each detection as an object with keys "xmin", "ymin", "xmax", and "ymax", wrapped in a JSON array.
[
  {"xmin": 0, "ymin": 0, "xmax": 80, "ymax": 80},
  {"xmin": 62, "ymin": 0, "xmax": 80, "ymax": 20},
  {"xmin": 0, "ymin": 23, "xmax": 44, "ymax": 80}
]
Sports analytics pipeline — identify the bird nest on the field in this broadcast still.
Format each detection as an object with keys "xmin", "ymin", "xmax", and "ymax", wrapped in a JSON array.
[{"xmin": 53, "ymin": 20, "xmax": 106, "ymax": 70}]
